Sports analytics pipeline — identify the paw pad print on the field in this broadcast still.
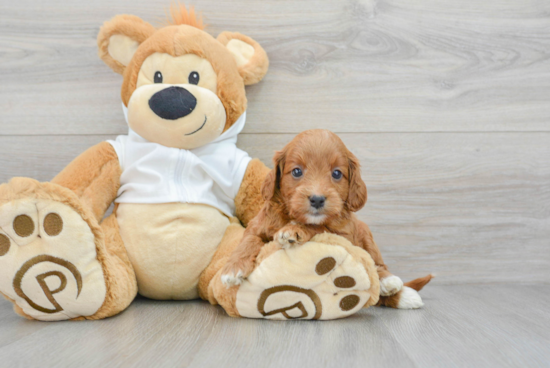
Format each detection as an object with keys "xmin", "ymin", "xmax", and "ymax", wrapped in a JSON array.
[
  {"xmin": 43, "ymin": 213, "xmax": 63, "ymax": 236},
  {"xmin": 0, "ymin": 234, "xmax": 9, "ymax": 256},
  {"xmin": 314, "ymin": 257, "xmax": 361, "ymax": 312},
  {"xmin": 13, "ymin": 215, "xmax": 35, "ymax": 237}
]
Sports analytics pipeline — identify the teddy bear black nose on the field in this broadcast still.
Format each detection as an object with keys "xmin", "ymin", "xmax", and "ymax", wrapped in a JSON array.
[
  {"xmin": 309, "ymin": 195, "xmax": 326, "ymax": 209},
  {"xmin": 149, "ymin": 86, "xmax": 197, "ymax": 120}
]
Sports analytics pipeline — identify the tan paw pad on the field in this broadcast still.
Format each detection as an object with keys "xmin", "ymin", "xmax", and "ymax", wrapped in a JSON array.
[{"xmin": 0, "ymin": 234, "xmax": 10, "ymax": 257}]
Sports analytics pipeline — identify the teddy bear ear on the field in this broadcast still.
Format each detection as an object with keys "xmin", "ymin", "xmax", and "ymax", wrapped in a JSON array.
[
  {"xmin": 97, "ymin": 15, "xmax": 156, "ymax": 75},
  {"xmin": 217, "ymin": 32, "xmax": 269, "ymax": 85}
]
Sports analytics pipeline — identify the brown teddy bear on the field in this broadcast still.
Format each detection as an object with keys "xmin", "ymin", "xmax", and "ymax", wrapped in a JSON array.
[{"xmin": 0, "ymin": 5, "xmax": 385, "ymax": 321}]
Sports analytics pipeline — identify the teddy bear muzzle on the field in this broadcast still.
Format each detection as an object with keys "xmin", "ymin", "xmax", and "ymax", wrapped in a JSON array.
[{"xmin": 126, "ymin": 82, "xmax": 227, "ymax": 150}]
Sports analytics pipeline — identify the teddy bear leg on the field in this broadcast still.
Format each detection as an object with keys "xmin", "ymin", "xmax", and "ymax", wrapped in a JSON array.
[
  {"xmin": 0, "ymin": 179, "xmax": 136, "ymax": 321},
  {"xmin": 198, "ymin": 217, "xmax": 244, "ymax": 317},
  {"xmin": 203, "ymin": 231, "xmax": 381, "ymax": 320},
  {"xmin": 82, "ymin": 212, "xmax": 138, "ymax": 320}
]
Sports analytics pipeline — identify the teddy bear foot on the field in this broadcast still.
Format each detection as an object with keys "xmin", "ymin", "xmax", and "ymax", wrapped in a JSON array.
[
  {"xmin": 0, "ymin": 179, "xmax": 107, "ymax": 321},
  {"xmin": 231, "ymin": 233, "xmax": 381, "ymax": 320}
]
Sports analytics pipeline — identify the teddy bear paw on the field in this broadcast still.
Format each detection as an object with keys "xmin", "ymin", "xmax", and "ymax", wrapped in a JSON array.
[
  {"xmin": 233, "ymin": 234, "xmax": 379, "ymax": 320},
  {"xmin": 0, "ymin": 192, "xmax": 107, "ymax": 321}
]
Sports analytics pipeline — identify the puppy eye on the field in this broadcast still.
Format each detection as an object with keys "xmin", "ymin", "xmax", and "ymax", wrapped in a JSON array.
[
  {"xmin": 189, "ymin": 71, "xmax": 200, "ymax": 85},
  {"xmin": 291, "ymin": 168, "xmax": 303, "ymax": 178},
  {"xmin": 332, "ymin": 169, "xmax": 343, "ymax": 180},
  {"xmin": 154, "ymin": 71, "xmax": 163, "ymax": 83}
]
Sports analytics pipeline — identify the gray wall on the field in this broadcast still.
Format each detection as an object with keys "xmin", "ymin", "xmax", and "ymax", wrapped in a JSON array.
[{"xmin": 1, "ymin": 0, "xmax": 549, "ymax": 284}]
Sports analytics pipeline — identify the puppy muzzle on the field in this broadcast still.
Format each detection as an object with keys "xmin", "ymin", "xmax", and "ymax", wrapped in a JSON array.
[{"xmin": 309, "ymin": 195, "xmax": 326, "ymax": 210}]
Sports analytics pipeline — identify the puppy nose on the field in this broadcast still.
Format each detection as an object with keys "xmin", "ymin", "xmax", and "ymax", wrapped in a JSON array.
[
  {"xmin": 149, "ymin": 86, "xmax": 197, "ymax": 120},
  {"xmin": 309, "ymin": 195, "xmax": 326, "ymax": 209}
]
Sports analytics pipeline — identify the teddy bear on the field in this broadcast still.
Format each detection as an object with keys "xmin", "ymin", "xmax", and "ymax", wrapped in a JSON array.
[{"xmin": 0, "ymin": 5, "xmax": 396, "ymax": 321}]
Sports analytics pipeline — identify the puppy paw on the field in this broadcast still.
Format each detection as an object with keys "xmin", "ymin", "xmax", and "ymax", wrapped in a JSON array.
[
  {"xmin": 276, "ymin": 230, "xmax": 298, "ymax": 249},
  {"xmin": 380, "ymin": 275, "xmax": 403, "ymax": 296},
  {"xmin": 396, "ymin": 286, "xmax": 424, "ymax": 309},
  {"xmin": 221, "ymin": 259, "xmax": 255, "ymax": 288},
  {"xmin": 221, "ymin": 269, "xmax": 245, "ymax": 287},
  {"xmin": 275, "ymin": 225, "xmax": 310, "ymax": 249}
]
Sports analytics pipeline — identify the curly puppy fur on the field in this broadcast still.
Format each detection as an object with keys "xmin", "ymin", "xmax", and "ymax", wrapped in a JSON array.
[{"xmin": 221, "ymin": 129, "xmax": 432, "ymax": 306}]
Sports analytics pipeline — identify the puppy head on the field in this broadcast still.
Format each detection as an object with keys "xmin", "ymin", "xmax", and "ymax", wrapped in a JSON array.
[{"xmin": 262, "ymin": 130, "xmax": 367, "ymax": 225}]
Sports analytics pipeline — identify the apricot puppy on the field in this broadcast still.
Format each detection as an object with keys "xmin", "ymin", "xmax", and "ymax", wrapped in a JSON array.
[{"xmin": 221, "ymin": 129, "xmax": 409, "ymax": 301}]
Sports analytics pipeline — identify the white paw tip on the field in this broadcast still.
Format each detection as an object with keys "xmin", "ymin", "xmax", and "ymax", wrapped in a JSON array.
[
  {"xmin": 397, "ymin": 286, "xmax": 424, "ymax": 309},
  {"xmin": 221, "ymin": 271, "xmax": 244, "ymax": 288},
  {"xmin": 277, "ymin": 231, "xmax": 296, "ymax": 249},
  {"xmin": 380, "ymin": 275, "xmax": 404, "ymax": 296}
]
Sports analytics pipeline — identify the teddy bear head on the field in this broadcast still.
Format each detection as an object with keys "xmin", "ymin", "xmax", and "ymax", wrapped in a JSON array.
[{"xmin": 97, "ymin": 5, "xmax": 268, "ymax": 149}]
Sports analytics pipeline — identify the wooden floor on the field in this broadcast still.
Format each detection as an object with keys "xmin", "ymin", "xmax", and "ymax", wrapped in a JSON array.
[
  {"xmin": 0, "ymin": 0, "xmax": 549, "ymax": 367},
  {"xmin": 0, "ymin": 285, "xmax": 548, "ymax": 367}
]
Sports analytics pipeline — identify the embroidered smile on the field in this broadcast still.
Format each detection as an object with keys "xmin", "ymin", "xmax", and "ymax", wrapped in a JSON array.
[{"xmin": 185, "ymin": 116, "xmax": 207, "ymax": 136}]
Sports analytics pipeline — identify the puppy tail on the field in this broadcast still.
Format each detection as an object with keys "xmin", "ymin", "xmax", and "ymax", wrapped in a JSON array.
[
  {"xmin": 376, "ymin": 274, "xmax": 434, "ymax": 308},
  {"xmin": 404, "ymin": 274, "xmax": 434, "ymax": 291}
]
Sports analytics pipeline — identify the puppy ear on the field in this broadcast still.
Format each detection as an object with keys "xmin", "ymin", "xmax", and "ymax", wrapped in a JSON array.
[
  {"xmin": 261, "ymin": 149, "xmax": 286, "ymax": 201},
  {"xmin": 347, "ymin": 151, "xmax": 367, "ymax": 212},
  {"xmin": 217, "ymin": 32, "xmax": 269, "ymax": 85},
  {"xmin": 97, "ymin": 15, "xmax": 156, "ymax": 75}
]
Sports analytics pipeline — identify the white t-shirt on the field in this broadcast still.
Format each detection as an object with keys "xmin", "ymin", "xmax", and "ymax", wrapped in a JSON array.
[{"xmin": 107, "ymin": 107, "xmax": 251, "ymax": 217}]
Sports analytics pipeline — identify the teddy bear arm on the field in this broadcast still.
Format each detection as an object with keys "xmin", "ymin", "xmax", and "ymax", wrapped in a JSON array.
[
  {"xmin": 51, "ymin": 142, "xmax": 121, "ymax": 222},
  {"xmin": 234, "ymin": 158, "xmax": 270, "ymax": 227}
]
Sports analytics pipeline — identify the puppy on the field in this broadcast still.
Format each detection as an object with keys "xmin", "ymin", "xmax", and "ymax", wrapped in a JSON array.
[{"xmin": 221, "ymin": 129, "xmax": 431, "ymax": 307}]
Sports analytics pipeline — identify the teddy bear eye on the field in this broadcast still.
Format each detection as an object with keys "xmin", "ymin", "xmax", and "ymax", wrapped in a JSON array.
[
  {"xmin": 332, "ymin": 169, "xmax": 343, "ymax": 180},
  {"xmin": 188, "ymin": 71, "xmax": 200, "ymax": 85},
  {"xmin": 154, "ymin": 71, "xmax": 163, "ymax": 83},
  {"xmin": 291, "ymin": 168, "xmax": 303, "ymax": 178}
]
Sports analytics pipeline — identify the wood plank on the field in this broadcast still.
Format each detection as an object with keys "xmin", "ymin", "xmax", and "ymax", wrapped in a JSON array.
[
  {"xmin": 1, "ymin": 0, "xmax": 550, "ymax": 135},
  {"xmin": 0, "ymin": 297, "xmax": 415, "ymax": 368},
  {"xmin": 370, "ymin": 284, "xmax": 550, "ymax": 367},
  {"xmin": 0, "ymin": 132, "xmax": 548, "ymax": 284},
  {"xmin": 0, "ymin": 135, "xmax": 109, "ymax": 183},
  {"xmin": 457, "ymin": 284, "xmax": 550, "ymax": 340},
  {"xmin": 0, "ymin": 300, "xmax": 51, "ymax": 349},
  {"xmin": 0, "ymin": 286, "xmax": 548, "ymax": 367}
]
